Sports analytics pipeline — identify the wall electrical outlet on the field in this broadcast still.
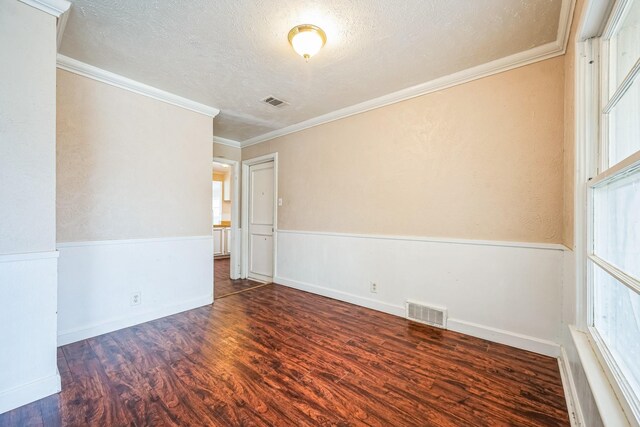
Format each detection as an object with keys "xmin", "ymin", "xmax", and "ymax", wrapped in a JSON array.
[
  {"xmin": 370, "ymin": 282, "xmax": 378, "ymax": 293},
  {"xmin": 131, "ymin": 291, "xmax": 141, "ymax": 306}
]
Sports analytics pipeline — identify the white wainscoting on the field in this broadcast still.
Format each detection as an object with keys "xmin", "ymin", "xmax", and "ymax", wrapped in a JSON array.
[
  {"xmin": 275, "ymin": 229, "xmax": 565, "ymax": 357},
  {"xmin": 57, "ymin": 236, "xmax": 213, "ymax": 346},
  {"xmin": 0, "ymin": 252, "xmax": 60, "ymax": 414}
]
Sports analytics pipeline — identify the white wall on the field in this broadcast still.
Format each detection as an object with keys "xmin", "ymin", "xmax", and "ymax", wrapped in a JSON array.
[
  {"xmin": 0, "ymin": 0, "xmax": 60, "ymax": 414},
  {"xmin": 57, "ymin": 237, "xmax": 213, "ymax": 345},
  {"xmin": 275, "ymin": 230, "xmax": 564, "ymax": 356},
  {"xmin": 0, "ymin": 1, "xmax": 57, "ymax": 256},
  {"xmin": 0, "ymin": 254, "xmax": 59, "ymax": 414},
  {"xmin": 56, "ymin": 70, "xmax": 213, "ymax": 242}
]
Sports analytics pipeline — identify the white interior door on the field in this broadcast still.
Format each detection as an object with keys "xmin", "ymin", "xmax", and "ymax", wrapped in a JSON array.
[{"xmin": 248, "ymin": 161, "xmax": 274, "ymax": 282}]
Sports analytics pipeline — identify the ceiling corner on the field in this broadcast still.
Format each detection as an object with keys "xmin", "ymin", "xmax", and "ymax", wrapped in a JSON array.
[
  {"xmin": 18, "ymin": 0, "xmax": 71, "ymax": 49},
  {"xmin": 557, "ymin": 0, "xmax": 578, "ymax": 53},
  {"xmin": 57, "ymin": 54, "xmax": 220, "ymax": 117},
  {"xmin": 213, "ymin": 136, "xmax": 242, "ymax": 149},
  {"xmin": 19, "ymin": 0, "xmax": 70, "ymax": 17}
]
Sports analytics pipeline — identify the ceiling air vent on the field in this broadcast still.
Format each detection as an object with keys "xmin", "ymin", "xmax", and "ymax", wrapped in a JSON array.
[
  {"xmin": 262, "ymin": 96, "xmax": 288, "ymax": 108},
  {"xmin": 406, "ymin": 300, "xmax": 447, "ymax": 329}
]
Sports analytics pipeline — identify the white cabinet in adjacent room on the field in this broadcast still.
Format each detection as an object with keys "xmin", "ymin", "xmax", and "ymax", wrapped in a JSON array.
[
  {"xmin": 214, "ymin": 227, "xmax": 231, "ymax": 256},
  {"xmin": 213, "ymin": 228, "xmax": 223, "ymax": 256},
  {"xmin": 223, "ymin": 228, "xmax": 230, "ymax": 254}
]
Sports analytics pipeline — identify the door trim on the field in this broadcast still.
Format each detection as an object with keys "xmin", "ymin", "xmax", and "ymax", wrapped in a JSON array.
[
  {"xmin": 213, "ymin": 157, "xmax": 240, "ymax": 279},
  {"xmin": 241, "ymin": 153, "xmax": 278, "ymax": 281}
]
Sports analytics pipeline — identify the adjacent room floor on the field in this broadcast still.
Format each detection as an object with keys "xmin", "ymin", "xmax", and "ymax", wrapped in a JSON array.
[
  {"xmin": 214, "ymin": 257, "xmax": 264, "ymax": 299},
  {"xmin": 0, "ymin": 284, "xmax": 569, "ymax": 426}
]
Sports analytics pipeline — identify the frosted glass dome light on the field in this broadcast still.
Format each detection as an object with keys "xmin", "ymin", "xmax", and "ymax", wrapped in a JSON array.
[{"xmin": 288, "ymin": 24, "xmax": 326, "ymax": 61}]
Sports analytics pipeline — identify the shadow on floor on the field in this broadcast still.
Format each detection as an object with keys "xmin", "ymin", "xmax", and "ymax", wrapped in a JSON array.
[{"xmin": 214, "ymin": 257, "xmax": 266, "ymax": 299}]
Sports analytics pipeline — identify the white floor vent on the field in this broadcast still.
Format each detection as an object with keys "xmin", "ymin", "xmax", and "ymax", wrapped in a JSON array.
[{"xmin": 406, "ymin": 301, "xmax": 447, "ymax": 329}]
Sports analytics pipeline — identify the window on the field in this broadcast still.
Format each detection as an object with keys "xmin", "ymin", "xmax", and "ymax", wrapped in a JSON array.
[{"xmin": 588, "ymin": 0, "xmax": 640, "ymax": 421}]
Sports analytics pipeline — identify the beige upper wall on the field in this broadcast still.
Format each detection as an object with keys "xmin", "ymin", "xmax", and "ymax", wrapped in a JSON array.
[
  {"xmin": 0, "ymin": 1, "xmax": 57, "ymax": 255},
  {"xmin": 57, "ymin": 70, "xmax": 213, "ymax": 242},
  {"xmin": 563, "ymin": 0, "xmax": 585, "ymax": 250},
  {"xmin": 213, "ymin": 142, "xmax": 241, "ymax": 162},
  {"xmin": 243, "ymin": 57, "xmax": 565, "ymax": 244}
]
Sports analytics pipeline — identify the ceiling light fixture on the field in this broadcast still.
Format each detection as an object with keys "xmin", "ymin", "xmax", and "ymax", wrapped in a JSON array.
[{"xmin": 288, "ymin": 24, "xmax": 326, "ymax": 61}]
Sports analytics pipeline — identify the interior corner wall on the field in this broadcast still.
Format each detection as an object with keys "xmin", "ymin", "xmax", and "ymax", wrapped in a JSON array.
[
  {"xmin": 56, "ymin": 70, "xmax": 214, "ymax": 346},
  {"xmin": 563, "ymin": 11, "xmax": 578, "ymax": 252},
  {"xmin": 0, "ymin": 1, "xmax": 60, "ymax": 414},
  {"xmin": 242, "ymin": 57, "xmax": 566, "ymax": 355},
  {"xmin": 213, "ymin": 142, "xmax": 241, "ymax": 162}
]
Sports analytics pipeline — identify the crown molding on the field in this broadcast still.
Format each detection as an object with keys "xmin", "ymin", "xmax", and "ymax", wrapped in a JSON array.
[
  {"xmin": 55, "ymin": 2, "xmax": 70, "ymax": 49},
  {"xmin": 239, "ymin": 41, "xmax": 563, "ymax": 147},
  {"xmin": 19, "ymin": 0, "xmax": 71, "ymax": 50},
  {"xmin": 240, "ymin": 0, "xmax": 575, "ymax": 148},
  {"xmin": 57, "ymin": 55, "xmax": 220, "ymax": 118},
  {"xmin": 557, "ymin": 0, "xmax": 577, "ymax": 53},
  {"xmin": 212, "ymin": 136, "xmax": 242, "ymax": 148},
  {"xmin": 19, "ymin": 0, "xmax": 70, "ymax": 17}
]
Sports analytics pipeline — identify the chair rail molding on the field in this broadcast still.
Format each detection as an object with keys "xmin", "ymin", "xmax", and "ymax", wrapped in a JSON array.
[{"xmin": 275, "ymin": 229, "xmax": 567, "ymax": 252}]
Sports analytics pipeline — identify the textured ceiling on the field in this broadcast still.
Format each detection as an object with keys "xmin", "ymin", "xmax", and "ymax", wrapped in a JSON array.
[{"xmin": 59, "ymin": 0, "xmax": 563, "ymax": 142}]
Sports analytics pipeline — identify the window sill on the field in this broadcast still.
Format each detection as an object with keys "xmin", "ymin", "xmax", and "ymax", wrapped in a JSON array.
[{"xmin": 570, "ymin": 326, "xmax": 633, "ymax": 426}]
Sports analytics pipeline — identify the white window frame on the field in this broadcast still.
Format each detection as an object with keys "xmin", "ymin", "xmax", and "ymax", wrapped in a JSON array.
[{"xmin": 580, "ymin": 0, "xmax": 640, "ymax": 424}]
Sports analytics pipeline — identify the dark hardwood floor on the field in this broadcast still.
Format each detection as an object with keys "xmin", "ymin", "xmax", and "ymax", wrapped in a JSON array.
[
  {"xmin": 214, "ymin": 257, "xmax": 264, "ymax": 299},
  {"xmin": 0, "ymin": 284, "xmax": 570, "ymax": 426}
]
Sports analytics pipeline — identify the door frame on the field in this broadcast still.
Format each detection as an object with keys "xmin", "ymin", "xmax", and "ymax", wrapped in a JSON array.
[
  {"xmin": 212, "ymin": 157, "xmax": 240, "ymax": 279},
  {"xmin": 241, "ymin": 152, "xmax": 278, "ymax": 281}
]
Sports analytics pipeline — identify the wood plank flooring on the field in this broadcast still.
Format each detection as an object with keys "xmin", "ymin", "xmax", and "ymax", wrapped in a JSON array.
[
  {"xmin": 0, "ymin": 284, "xmax": 570, "ymax": 426},
  {"xmin": 214, "ymin": 257, "xmax": 264, "ymax": 299}
]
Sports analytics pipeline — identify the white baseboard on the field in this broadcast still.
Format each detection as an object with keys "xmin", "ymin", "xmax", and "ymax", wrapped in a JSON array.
[
  {"xmin": 447, "ymin": 318, "xmax": 560, "ymax": 357},
  {"xmin": 0, "ymin": 372, "xmax": 60, "ymax": 415},
  {"xmin": 559, "ymin": 346, "xmax": 585, "ymax": 427},
  {"xmin": 275, "ymin": 275, "xmax": 405, "ymax": 317},
  {"xmin": 57, "ymin": 294, "xmax": 213, "ymax": 346},
  {"xmin": 275, "ymin": 275, "xmax": 560, "ymax": 357}
]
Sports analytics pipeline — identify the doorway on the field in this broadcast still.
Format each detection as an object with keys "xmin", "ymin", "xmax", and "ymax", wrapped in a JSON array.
[
  {"xmin": 212, "ymin": 158, "xmax": 263, "ymax": 299},
  {"xmin": 241, "ymin": 153, "xmax": 278, "ymax": 283}
]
